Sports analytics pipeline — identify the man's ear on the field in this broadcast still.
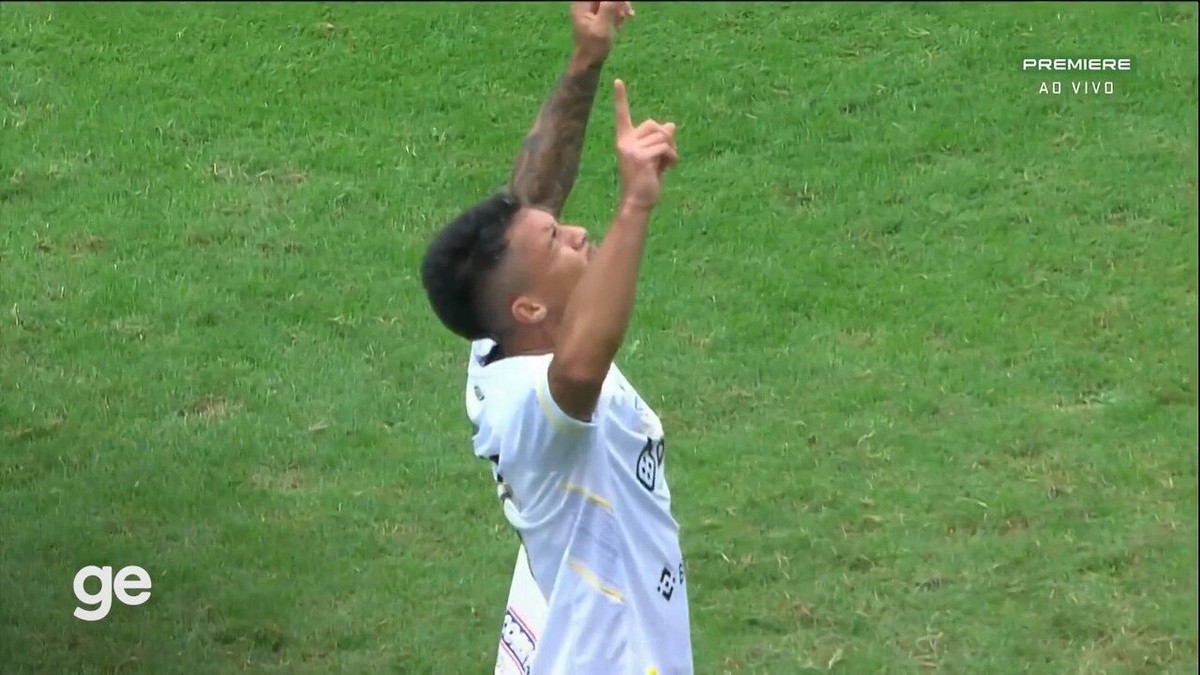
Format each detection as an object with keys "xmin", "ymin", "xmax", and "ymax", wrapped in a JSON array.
[{"xmin": 511, "ymin": 294, "xmax": 547, "ymax": 326}]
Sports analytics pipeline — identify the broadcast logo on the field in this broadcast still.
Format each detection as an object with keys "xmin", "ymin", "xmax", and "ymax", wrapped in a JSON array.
[
  {"xmin": 73, "ymin": 565, "xmax": 152, "ymax": 621},
  {"xmin": 1022, "ymin": 58, "xmax": 1132, "ymax": 96}
]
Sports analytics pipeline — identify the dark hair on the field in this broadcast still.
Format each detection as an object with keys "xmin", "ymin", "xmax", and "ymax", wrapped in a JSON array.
[{"xmin": 420, "ymin": 191, "xmax": 522, "ymax": 341}]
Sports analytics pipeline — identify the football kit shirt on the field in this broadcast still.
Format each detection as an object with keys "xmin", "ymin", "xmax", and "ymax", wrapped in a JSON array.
[{"xmin": 465, "ymin": 339, "xmax": 693, "ymax": 675}]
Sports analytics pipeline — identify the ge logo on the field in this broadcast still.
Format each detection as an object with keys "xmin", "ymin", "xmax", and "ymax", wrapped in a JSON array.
[
  {"xmin": 636, "ymin": 437, "xmax": 665, "ymax": 492},
  {"xmin": 73, "ymin": 565, "xmax": 152, "ymax": 621}
]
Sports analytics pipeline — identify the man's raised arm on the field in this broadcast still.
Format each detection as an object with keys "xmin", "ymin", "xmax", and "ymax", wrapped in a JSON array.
[
  {"xmin": 508, "ymin": 2, "xmax": 633, "ymax": 217},
  {"xmin": 548, "ymin": 79, "xmax": 678, "ymax": 421}
]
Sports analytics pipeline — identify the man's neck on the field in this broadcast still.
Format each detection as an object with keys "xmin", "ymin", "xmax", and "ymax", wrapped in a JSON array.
[{"xmin": 489, "ymin": 331, "xmax": 554, "ymax": 365}]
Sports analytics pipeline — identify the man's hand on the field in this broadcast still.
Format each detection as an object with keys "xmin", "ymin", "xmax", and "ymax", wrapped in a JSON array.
[
  {"xmin": 571, "ymin": 1, "xmax": 635, "ymax": 65},
  {"xmin": 613, "ymin": 79, "xmax": 679, "ymax": 211}
]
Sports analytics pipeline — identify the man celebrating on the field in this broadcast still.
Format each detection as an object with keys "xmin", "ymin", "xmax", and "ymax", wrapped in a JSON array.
[{"xmin": 420, "ymin": 3, "xmax": 693, "ymax": 673}]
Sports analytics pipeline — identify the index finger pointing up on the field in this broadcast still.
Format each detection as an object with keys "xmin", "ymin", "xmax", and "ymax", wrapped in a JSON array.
[{"xmin": 614, "ymin": 79, "xmax": 632, "ymax": 134}]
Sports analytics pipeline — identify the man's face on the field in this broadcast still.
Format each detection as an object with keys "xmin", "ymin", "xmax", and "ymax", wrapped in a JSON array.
[{"xmin": 506, "ymin": 207, "xmax": 596, "ymax": 329}]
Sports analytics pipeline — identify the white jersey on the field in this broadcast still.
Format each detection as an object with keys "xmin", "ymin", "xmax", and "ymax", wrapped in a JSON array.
[{"xmin": 466, "ymin": 339, "xmax": 693, "ymax": 675}]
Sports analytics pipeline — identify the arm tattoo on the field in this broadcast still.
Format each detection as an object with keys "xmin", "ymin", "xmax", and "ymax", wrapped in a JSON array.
[{"xmin": 509, "ymin": 60, "xmax": 604, "ymax": 217}]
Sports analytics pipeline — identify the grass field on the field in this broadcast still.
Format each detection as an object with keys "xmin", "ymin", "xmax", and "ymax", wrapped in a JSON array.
[{"xmin": 2, "ymin": 2, "xmax": 1197, "ymax": 673}]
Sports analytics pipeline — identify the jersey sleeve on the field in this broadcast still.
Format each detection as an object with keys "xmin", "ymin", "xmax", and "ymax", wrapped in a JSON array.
[{"xmin": 491, "ymin": 355, "xmax": 600, "ymax": 476}]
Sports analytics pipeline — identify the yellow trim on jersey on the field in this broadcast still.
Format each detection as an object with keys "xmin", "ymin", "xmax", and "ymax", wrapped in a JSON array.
[
  {"xmin": 534, "ymin": 376, "xmax": 580, "ymax": 434},
  {"xmin": 561, "ymin": 482, "xmax": 614, "ymax": 511},
  {"xmin": 567, "ymin": 559, "xmax": 624, "ymax": 602}
]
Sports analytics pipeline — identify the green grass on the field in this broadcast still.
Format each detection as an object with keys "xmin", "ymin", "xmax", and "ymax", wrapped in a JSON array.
[{"xmin": 1, "ymin": 2, "xmax": 1196, "ymax": 673}]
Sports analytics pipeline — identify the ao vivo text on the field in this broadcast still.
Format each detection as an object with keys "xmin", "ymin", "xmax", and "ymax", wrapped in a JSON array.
[
  {"xmin": 73, "ymin": 565, "xmax": 152, "ymax": 621},
  {"xmin": 1039, "ymin": 81, "xmax": 1115, "ymax": 95}
]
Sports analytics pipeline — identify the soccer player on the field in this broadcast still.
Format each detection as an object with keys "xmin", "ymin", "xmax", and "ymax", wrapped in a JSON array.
[{"xmin": 420, "ymin": 3, "xmax": 692, "ymax": 673}]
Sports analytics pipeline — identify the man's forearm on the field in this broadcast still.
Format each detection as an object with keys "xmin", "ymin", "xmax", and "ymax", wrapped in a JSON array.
[
  {"xmin": 508, "ymin": 50, "xmax": 604, "ymax": 217},
  {"xmin": 554, "ymin": 204, "xmax": 650, "ymax": 376}
]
